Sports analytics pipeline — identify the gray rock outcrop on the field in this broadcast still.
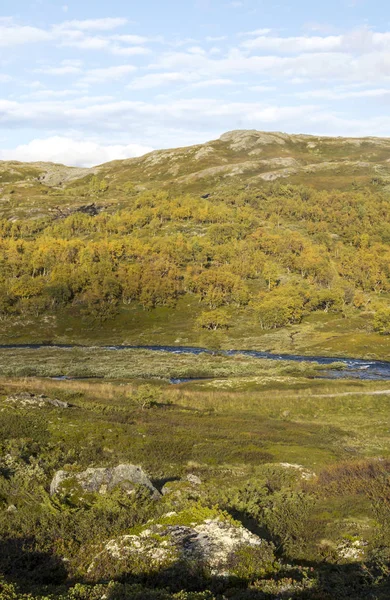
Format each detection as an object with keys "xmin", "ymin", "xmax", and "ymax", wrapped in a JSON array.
[
  {"xmin": 5, "ymin": 392, "xmax": 69, "ymax": 409},
  {"xmin": 50, "ymin": 464, "xmax": 160, "ymax": 498},
  {"xmin": 88, "ymin": 512, "xmax": 270, "ymax": 578}
]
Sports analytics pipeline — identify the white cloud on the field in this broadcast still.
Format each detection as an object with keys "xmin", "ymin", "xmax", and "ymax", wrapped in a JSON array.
[
  {"xmin": 56, "ymin": 18, "xmax": 128, "ymax": 31},
  {"xmin": 0, "ymin": 136, "xmax": 153, "ymax": 167},
  {"xmin": 111, "ymin": 45, "xmax": 151, "ymax": 56},
  {"xmin": 188, "ymin": 46, "xmax": 207, "ymax": 54},
  {"xmin": 242, "ymin": 34, "xmax": 342, "ymax": 53},
  {"xmin": 0, "ymin": 96, "xmax": 321, "ymax": 132},
  {"xmin": 128, "ymin": 71, "xmax": 199, "ymax": 89},
  {"xmin": 111, "ymin": 34, "xmax": 150, "ymax": 44},
  {"xmin": 149, "ymin": 45, "xmax": 390, "ymax": 83},
  {"xmin": 250, "ymin": 85, "xmax": 277, "ymax": 91},
  {"xmin": 4, "ymin": 94, "xmax": 390, "ymax": 151},
  {"xmin": 25, "ymin": 89, "xmax": 81, "ymax": 99},
  {"xmin": 206, "ymin": 36, "xmax": 227, "ymax": 42},
  {"xmin": 59, "ymin": 34, "xmax": 111, "ymax": 50},
  {"xmin": 35, "ymin": 65, "xmax": 82, "ymax": 75},
  {"xmin": 190, "ymin": 78, "xmax": 234, "ymax": 88},
  {"xmin": 297, "ymin": 87, "xmax": 390, "ymax": 99},
  {"xmin": 242, "ymin": 29, "xmax": 390, "ymax": 55},
  {"xmin": 83, "ymin": 65, "xmax": 137, "ymax": 83},
  {"xmin": 0, "ymin": 17, "xmax": 127, "ymax": 50},
  {"xmin": 0, "ymin": 22, "xmax": 52, "ymax": 46},
  {"xmin": 239, "ymin": 28, "xmax": 272, "ymax": 36}
]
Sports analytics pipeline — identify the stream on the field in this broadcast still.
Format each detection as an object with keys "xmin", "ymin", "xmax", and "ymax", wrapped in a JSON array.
[{"xmin": 1, "ymin": 344, "xmax": 390, "ymax": 381}]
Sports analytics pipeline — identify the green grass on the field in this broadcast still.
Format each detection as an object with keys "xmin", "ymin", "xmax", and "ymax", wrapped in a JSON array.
[
  {"xmin": 0, "ymin": 370, "xmax": 389, "ymax": 598},
  {"xmin": 0, "ymin": 346, "xmax": 339, "ymax": 380},
  {"xmin": 1, "ymin": 371, "xmax": 390, "ymax": 473},
  {"xmin": 1, "ymin": 299, "xmax": 389, "ymax": 360}
]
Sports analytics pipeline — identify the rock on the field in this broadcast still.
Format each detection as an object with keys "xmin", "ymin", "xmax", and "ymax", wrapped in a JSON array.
[
  {"xmin": 279, "ymin": 462, "xmax": 316, "ymax": 481},
  {"xmin": 75, "ymin": 203, "xmax": 101, "ymax": 216},
  {"xmin": 50, "ymin": 464, "xmax": 160, "ymax": 498},
  {"xmin": 6, "ymin": 505, "xmax": 17, "ymax": 513},
  {"xmin": 5, "ymin": 392, "xmax": 69, "ymax": 409},
  {"xmin": 33, "ymin": 162, "xmax": 96, "ymax": 187},
  {"xmin": 219, "ymin": 130, "xmax": 288, "ymax": 150},
  {"xmin": 194, "ymin": 146, "xmax": 215, "ymax": 160},
  {"xmin": 87, "ymin": 510, "xmax": 269, "ymax": 579},
  {"xmin": 186, "ymin": 474, "xmax": 202, "ymax": 485},
  {"xmin": 337, "ymin": 538, "xmax": 367, "ymax": 560}
]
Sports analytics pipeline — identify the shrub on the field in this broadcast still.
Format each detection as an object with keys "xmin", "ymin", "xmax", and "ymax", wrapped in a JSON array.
[
  {"xmin": 133, "ymin": 384, "xmax": 162, "ymax": 409},
  {"xmin": 227, "ymin": 542, "xmax": 277, "ymax": 581},
  {"xmin": 373, "ymin": 307, "xmax": 390, "ymax": 335},
  {"xmin": 195, "ymin": 309, "xmax": 231, "ymax": 331}
]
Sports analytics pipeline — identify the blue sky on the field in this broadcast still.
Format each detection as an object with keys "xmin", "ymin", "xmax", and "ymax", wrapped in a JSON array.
[{"xmin": 1, "ymin": 0, "xmax": 390, "ymax": 165}]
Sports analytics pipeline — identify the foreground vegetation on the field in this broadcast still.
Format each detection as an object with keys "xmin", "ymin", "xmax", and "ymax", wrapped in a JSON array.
[{"xmin": 0, "ymin": 371, "xmax": 389, "ymax": 599}]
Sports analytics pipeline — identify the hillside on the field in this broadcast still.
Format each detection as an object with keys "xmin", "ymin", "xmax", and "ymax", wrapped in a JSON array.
[
  {"xmin": 0, "ymin": 130, "xmax": 390, "ymax": 357},
  {"xmin": 2, "ymin": 129, "xmax": 390, "ymax": 219}
]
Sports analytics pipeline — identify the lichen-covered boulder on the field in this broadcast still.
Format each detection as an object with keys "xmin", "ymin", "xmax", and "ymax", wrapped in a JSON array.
[
  {"xmin": 5, "ymin": 392, "xmax": 69, "ymax": 409},
  {"xmin": 50, "ymin": 464, "xmax": 160, "ymax": 499},
  {"xmin": 87, "ymin": 507, "xmax": 274, "ymax": 580}
]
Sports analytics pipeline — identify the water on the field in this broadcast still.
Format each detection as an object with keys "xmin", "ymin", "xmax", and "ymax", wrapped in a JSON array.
[{"xmin": 1, "ymin": 343, "xmax": 390, "ymax": 381}]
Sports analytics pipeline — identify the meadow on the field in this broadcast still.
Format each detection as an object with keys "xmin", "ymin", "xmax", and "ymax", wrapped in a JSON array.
[{"xmin": 0, "ymin": 357, "xmax": 389, "ymax": 598}]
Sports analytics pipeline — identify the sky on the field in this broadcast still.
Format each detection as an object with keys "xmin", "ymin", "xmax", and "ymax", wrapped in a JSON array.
[{"xmin": 1, "ymin": 0, "xmax": 390, "ymax": 166}]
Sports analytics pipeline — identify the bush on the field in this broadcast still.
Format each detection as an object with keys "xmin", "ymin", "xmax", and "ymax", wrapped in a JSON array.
[
  {"xmin": 133, "ymin": 384, "xmax": 162, "ymax": 409},
  {"xmin": 373, "ymin": 307, "xmax": 390, "ymax": 335},
  {"xmin": 195, "ymin": 309, "xmax": 231, "ymax": 331},
  {"xmin": 227, "ymin": 542, "xmax": 277, "ymax": 581}
]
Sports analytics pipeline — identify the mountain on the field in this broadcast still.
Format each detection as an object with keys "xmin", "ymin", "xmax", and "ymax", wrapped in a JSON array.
[
  {"xmin": 98, "ymin": 129, "xmax": 390, "ymax": 191},
  {"xmin": 2, "ymin": 129, "xmax": 390, "ymax": 219}
]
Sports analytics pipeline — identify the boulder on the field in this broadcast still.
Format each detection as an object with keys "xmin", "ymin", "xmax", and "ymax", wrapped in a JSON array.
[
  {"xmin": 50, "ymin": 464, "xmax": 160, "ymax": 498},
  {"xmin": 5, "ymin": 392, "xmax": 69, "ymax": 409},
  {"xmin": 186, "ymin": 474, "xmax": 202, "ymax": 485},
  {"xmin": 87, "ymin": 509, "xmax": 273, "ymax": 579}
]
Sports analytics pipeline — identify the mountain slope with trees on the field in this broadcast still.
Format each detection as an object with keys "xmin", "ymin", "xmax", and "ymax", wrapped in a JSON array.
[{"xmin": 1, "ymin": 130, "xmax": 390, "ymax": 355}]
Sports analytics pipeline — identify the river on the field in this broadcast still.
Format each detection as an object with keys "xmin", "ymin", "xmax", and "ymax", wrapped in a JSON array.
[{"xmin": 1, "ymin": 344, "xmax": 390, "ymax": 381}]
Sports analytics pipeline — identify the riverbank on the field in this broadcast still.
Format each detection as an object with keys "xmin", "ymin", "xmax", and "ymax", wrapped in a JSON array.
[
  {"xmin": 1, "ymin": 345, "xmax": 390, "ymax": 385},
  {"xmin": 1, "ymin": 300, "xmax": 390, "ymax": 361}
]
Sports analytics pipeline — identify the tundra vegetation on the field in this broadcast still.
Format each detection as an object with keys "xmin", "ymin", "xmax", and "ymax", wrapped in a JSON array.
[{"xmin": 0, "ymin": 131, "xmax": 390, "ymax": 598}]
